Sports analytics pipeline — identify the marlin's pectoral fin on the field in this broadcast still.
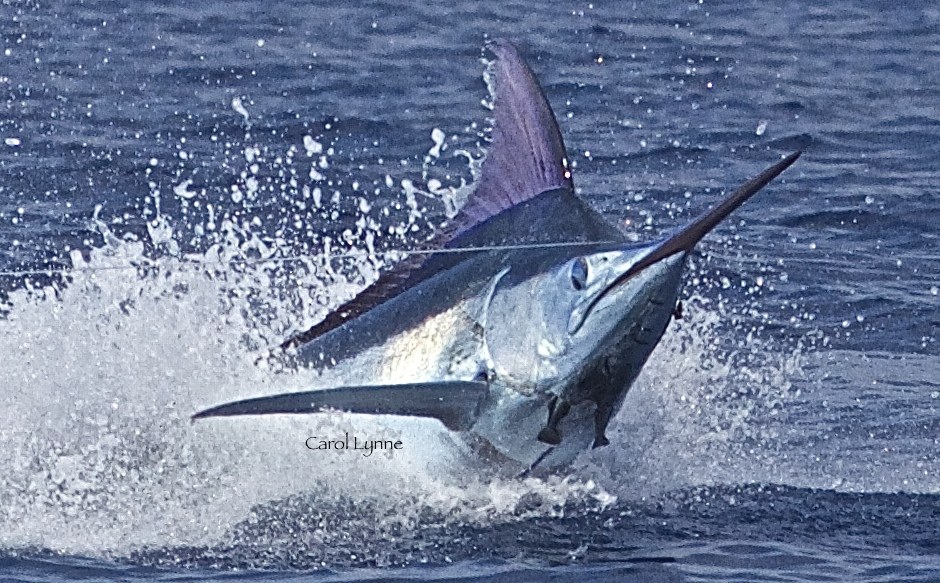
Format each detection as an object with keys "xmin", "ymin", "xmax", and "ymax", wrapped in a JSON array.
[{"xmin": 192, "ymin": 381, "xmax": 488, "ymax": 431}]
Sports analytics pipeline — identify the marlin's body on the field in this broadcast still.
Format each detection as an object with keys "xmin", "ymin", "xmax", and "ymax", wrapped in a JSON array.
[{"xmin": 195, "ymin": 42, "xmax": 800, "ymax": 471}]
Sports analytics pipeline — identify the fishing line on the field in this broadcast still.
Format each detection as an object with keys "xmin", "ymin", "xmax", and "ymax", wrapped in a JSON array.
[{"xmin": 0, "ymin": 239, "xmax": 624, "ymax": 279}]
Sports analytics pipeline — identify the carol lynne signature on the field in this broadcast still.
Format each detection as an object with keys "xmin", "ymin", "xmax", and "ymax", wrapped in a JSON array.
[{"xmin": 305, "ymin": 432, "xmax": 403, "ymax": 457}]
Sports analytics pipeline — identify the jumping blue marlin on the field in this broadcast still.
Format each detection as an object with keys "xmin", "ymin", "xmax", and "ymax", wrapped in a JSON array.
[{"xmin": 194, "ymin": 41, "xmax": 800, "ymax": 471}]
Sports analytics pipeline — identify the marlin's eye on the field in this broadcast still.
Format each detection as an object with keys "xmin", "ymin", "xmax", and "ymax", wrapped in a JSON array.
[{"xmin": 570, "ymin": 257, "xmax": 589, "ymax": 290}]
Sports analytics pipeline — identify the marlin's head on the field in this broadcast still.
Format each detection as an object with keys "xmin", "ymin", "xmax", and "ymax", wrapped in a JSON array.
[
  {"xmin": 484, "ymin": 244, "xmax": 679, "ymax": 388},
  {"xmin": 483, "ymin": 241, "xmax": 689, "ymax": 440},
  {"xmin": 482, "ymin": 152, "xmax": 801, "ymax": 456}
]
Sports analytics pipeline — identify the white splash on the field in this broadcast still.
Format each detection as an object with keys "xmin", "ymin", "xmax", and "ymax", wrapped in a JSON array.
[{"xmin": 0, "ymin": 121, "xmax": 829, "ymax": 564}]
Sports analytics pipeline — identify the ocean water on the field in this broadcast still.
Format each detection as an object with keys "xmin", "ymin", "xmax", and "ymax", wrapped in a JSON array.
[{"xmin": 1, "ymin": 1, "xmax": 938, "ymax": 581}]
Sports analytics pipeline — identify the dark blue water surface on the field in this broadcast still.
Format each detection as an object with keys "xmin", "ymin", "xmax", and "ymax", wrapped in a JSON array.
[{"xmin": 1, "ymin": 1, "xmax": 938, "ymax": 581}]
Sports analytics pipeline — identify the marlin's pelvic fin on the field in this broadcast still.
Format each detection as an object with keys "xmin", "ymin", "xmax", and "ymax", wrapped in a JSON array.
[
  {"xmin": 537, "ymin": 397, "xmax": 571, "ymax": 445},
  {"xmin": 192, "ymin": 381, "xmax": 488, "ymax": 431}
]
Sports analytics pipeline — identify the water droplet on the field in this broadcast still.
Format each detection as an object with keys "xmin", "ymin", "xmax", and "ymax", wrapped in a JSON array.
[
  {"xmin": 231, "ymin": 97, "xmax": 249, "ymax": 120},
  {"xmin": 173, "ymin": 180, "xmax": 197, "ymax": 199},
  {"xmin": 429, "ymin": 128, "xmax": 446, "ymax": 158},
  {"xmin": 302, "ymin": 135, "xmax": 322, "ymax": 156},
  {"xmin": 755, "ymin": 121, "xmax": 767, "ymax": 136}
]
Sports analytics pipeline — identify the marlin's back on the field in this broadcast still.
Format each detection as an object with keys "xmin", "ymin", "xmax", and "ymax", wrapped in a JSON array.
[{"xmin": 295, "ymin": 188, "xmax": 623, "ymax": 367}]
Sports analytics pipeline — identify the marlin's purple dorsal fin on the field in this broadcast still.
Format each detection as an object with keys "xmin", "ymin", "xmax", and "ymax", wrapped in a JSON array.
[
  {"xmin": 452, "ymin": 40, "xmax": 574, "ymax": 232},
  {"xmin": 279, "ymin": 41, "xmax": 572, "ymax": 351}
]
